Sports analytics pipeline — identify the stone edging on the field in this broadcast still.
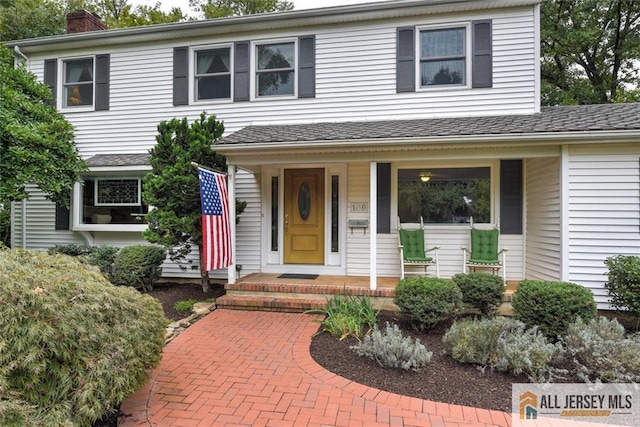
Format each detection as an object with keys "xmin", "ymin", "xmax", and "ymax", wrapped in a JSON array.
[{"xmin": 164, "ymin": 301, "xmax": 216, "ymax": 344}]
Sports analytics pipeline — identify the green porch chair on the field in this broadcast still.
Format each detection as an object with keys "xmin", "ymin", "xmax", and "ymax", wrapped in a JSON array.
[
  {"xmin": 461, "ymin": 225, "xmax": 508, "ymax": 281},
  {"xmin": 398, "ymin": 217, "xmax": 440, "ymax": 279}
]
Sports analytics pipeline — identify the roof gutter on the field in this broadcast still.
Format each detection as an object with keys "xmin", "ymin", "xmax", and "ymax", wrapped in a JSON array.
[{"xmin": 214, "ymin": 129, "xmax": 640, "ymax": 155}]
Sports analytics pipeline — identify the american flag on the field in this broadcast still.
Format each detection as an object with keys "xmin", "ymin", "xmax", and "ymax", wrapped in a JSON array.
[{"xmin": 198, "ymin": 167, "xmax": 231, "ymax": 271}]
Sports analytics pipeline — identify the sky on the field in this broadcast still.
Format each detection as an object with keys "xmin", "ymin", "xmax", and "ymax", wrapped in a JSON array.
[{"xmin": 130, "ymin": 0, "xmax": 376, "ymax": 15}]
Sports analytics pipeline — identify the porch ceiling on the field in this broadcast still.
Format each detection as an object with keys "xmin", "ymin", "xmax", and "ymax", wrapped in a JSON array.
[{"xmin": 216, "ymin": 104, "xmax": 640, "ymax": 156}]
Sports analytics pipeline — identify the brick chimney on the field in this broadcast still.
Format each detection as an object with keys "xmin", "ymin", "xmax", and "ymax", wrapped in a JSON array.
[{"xmin": 66, "ymin": 9, "xmax": 108, "ymax": 34}]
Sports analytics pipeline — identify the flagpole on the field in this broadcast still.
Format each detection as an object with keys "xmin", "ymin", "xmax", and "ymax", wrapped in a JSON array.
[{"xmin": 190, "ymin": 161, "xmax": 228, "ymax": 176}]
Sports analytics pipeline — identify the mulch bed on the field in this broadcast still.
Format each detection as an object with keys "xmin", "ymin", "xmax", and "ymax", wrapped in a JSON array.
[
  {"xmin": 149, "ymin": 281, "xmax": 226, "ymax": 320},
  {"xmin": 309, "ymin": 310, "xmax": 525, "ymax": 413}
]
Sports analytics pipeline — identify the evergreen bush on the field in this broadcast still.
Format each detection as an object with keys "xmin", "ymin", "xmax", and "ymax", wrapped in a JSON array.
[
  {"xmin": 604, "ymin": 255, "xmax": 640, "ymax": 319},
  {"xmin": 48, "ymin": 244, "xmax": 120, "ymax": 282},
  {"xmin": 562, "ymin": 317, "xmax": 640, "ymax": 383},
  {"xmin": 511, "ymin": 280, "xmax": 596, "ymax": 339},
  {"xmin": 452, "ymin": 273, "xmax": 505, "ymax": 317},
  {"xmin": 112, "ymin": 245, "xmax": 167, "ymax": 291},
  {"xmin": 88, "ymin": 245, "xmax": 120, "ymax": 282},
  {"xmin": 394, "ymin": 277, "xmax": 462, "ymax": 330},
  {"xmin": 0, "ymin": 249, "xmax": 167, "ymax": 426},
  {"xmin": 351, "ymin": 322, "xmax": 432, "ymax": 370}
]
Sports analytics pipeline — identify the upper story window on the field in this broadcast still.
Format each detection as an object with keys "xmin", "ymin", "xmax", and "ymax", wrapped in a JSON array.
[
  {"xmin": 195, "ymin": 47, "xmax": 231, "ymax": 101},
  {"xmin": 63, "ymin": 58, "xmax": 94, "ymax": 107},
  {"xmin": 420, "ymin": 27, "xmax": 466, "ymax": 86},
  {"xmin": 255, "ymin": 41, "xmax": 295, "ymax": 97}
]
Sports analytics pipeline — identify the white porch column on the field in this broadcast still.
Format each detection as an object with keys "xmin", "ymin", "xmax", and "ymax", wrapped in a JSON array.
[
  {"xmin": 369, "ymin": 162, "xmax": 377, "ymax": 290},
  {"xmin": 227, "ymin": 165, "xmax": 237, "ymax": 285}
]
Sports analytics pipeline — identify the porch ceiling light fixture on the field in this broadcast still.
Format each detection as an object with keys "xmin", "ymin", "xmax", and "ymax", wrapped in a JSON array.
[{"xmin": 420, "ymin": 172, "xmax": 431, "ymax": 182}]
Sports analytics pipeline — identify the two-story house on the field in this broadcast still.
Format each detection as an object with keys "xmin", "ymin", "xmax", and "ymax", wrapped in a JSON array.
[{"xmin": 7, "ymin": 0, "xmax": 640, "ymax": 309}]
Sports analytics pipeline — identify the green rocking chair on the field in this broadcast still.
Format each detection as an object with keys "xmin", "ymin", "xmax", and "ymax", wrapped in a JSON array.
[
  {"xmin": 398, "ymin": 217, "xmax": 440, "ymax": 279},
  {"xmin": 461, "ymin": 225, "xmax": 508, "ymax": 281}
]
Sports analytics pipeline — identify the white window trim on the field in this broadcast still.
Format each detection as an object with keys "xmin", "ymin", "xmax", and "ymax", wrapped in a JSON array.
[
  {"xmin": 191, "ymin": 43, "xmax": 234, "ymax": 104},
  {"xmin": 94, "ymin": 177, "xmax": 142, "ymax": 207},
  {"xmin": 391, "ymin": 160, "xmax": 497, "ymax": 231},
  {"xmin": 59, "ymin": 55, "xmax": 96, "ymax": 112},
  {"xmin": 416, "ymin": 22, "xmax": 472, "ymax": 91},
  {"xmin": 251, "ymin": 38, "xmax": 298, "ymax": 101},
  {"xmin": 71, "ymin": 173, "xmax": 149, "ymax": 232}
]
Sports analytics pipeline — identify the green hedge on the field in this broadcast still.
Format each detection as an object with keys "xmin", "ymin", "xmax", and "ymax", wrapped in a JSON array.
[
  {"xmin": 112, "ymin": 245, "xmax": 166, "ymax": 291},
  {"xmin": 0, "ymin": 249, "xmax": 167, "ymax": 426},
  {"xmin": 452, "ymin": 273, "xmax": 505, "ymax": 317},
  {"xmin": 604, "ymin": 255, "xmax": 640, "ymax": 318},
  {"xmin": 512, "ymin": 280, "xmax": 596, "ymax": 339},
  {"xmin": 394, "ymin": 277, "xmax": 462, "ymax": 330}
]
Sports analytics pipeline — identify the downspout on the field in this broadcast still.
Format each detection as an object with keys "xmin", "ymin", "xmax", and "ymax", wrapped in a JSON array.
[
  {"xmin": 21, "ymin": 200, "xmax": 27, "ymax": 248},
  {"xmin": 13, "ymin": 45, "xmax": 29, "ymax": 66}
]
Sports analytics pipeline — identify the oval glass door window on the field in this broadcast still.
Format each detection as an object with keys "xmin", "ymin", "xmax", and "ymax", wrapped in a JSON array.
[{"xmin": 298, "ymin": 182, "xmax": 311, "ymax": 220}]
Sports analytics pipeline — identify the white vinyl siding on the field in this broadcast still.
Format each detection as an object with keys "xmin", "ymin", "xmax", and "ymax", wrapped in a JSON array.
[
  {"xmin": 566, "ymin": 145, "xmax": 640, "ymax": 308},
  {"xmin": 525, "ymin": 157, "xmax": 561, "ymax": 281},
  {"xmin": 25, "ymin": 7, "xmax": 536, "ymax": 160}
]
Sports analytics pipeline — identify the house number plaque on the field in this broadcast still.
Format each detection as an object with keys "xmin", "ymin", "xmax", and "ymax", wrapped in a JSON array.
[{"xmin": 350, "ymin": 202, "xmax": 368, "ymax": 213}]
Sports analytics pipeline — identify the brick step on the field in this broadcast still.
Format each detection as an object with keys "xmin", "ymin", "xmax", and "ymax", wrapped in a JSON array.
[
  {"xmin": 225, "ymin": 282, "xmax": 395, "ymax": 298},
  {"xmin": 215, "ymin": 294, "xmax": 328, "ymax": 313}
]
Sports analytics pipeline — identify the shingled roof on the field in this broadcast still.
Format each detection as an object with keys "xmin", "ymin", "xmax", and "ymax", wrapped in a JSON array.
[
  {"xmin": 85, "ymin": 153, "xmax": 150, "ymax": 167},
  {"xmin": 217, "ymin": 104, "xmax": 640, "ymax": 145}
]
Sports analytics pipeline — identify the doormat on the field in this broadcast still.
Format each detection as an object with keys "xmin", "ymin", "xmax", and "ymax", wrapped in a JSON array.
[{"xmin": 277, "ymin": 273, "xmax": 319, "ymax": 280}]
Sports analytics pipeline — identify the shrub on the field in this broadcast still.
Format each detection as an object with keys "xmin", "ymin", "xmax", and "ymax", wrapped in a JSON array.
[
  {"xmin": 112, "ymin": 245, "xmax": 167, "ymax": 291},
  {"xmin": 443, "ymin": 317, "xmax": 563, "ymax": 382},
  {"xmin": 48, "ymin": 243, "xmax": 93, "ymax": 257},
  {"xmin": 442, "ymin": 316, "xmax": 516, "ymax": 365},
  {"xmin": 0, "ymin": 249, "xmax": 167, "ymax": 427},
  {"xmin": 174, "ymin": 299, "xmax": 198, "ymax": 312},
  {"xmin": 394, "ymin": 277, "xmax": 462, "ymax": 331},
  {"xmin": 452, "ymin": 273, "xmax": 505, "ymax": 317},
  {"xmin": 561, "ymin": 317, "xmax": 640, "ymax": 383},
  {"xmin": 511, "ymin": 280, "xmax": 596, "ymax": 339},
  {"xmin": 494, "ymin": 326, "xmax": 564, "ymax": 382},
  {"xmin": 351, "ymin": 322, "xmax": 432, "ymax": 370},
  {"xmin": 306, "ymin": 292, "xmax": 378, "ymax": 340},
  {"xmin": 48, "ymin": 244, "xmax": 120, "ymax": 282},
  {"xmin": 88, "ymin": 245, "xmax": 120, "ymax": 281},
  {"xmin": 604, "ymin": 255, "xmax": 640, "ymax": 318}
]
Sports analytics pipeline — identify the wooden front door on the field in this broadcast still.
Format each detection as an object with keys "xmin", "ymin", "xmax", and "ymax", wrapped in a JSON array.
[{"xmin": 284, "ymin": 168, "xmax": 325, "ymax": 264}]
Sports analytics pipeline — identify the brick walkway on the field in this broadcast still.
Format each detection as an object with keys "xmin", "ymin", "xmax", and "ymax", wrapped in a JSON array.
[{"xmin": 119, "ymin": 310, "xmax": 512, "ymax": 427}]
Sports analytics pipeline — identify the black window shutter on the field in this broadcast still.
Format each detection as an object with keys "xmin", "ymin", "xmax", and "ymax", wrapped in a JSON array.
[
  {"xmin": 472, "ymin": 20, "xmax": 492, "ymax": 88},
  {"xmin": 500, "ymin": 159, "xmax": 522, "ymax": 234},
  {"xmin": 173, "ymin": 47, "xmax": 189, "ymax": 106},
  {"xmin": 298, "ymin": 35, "xmax": 315, "ymax": 98},
  {"xmin": 55, "ymin": 203, "xmax": 70, "ymax": 231},
  {"xmin": 396, "ymin": 27, "xmax": 415, "ymax": 93},
  {"xmin": 95, "ymin": 54, "xmax": 110, "ymax": 111},
  {"xmin": 43, "ymin": 59, "xmax": 57, "ymax": 107},
  {"xmin": 234, "ymin": 41, "xmax": 250, "ymax": 102},
  {"xmin": 377, "ymin": 163, "xmax": 391, "ymax": 234}
]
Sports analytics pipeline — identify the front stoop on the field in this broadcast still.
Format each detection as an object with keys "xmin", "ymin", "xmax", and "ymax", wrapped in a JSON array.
[
  {"xmin": 218, "ymin": 281, "xmax": 397, "ymax": 313},
  {"xmin": 217, "ymin": 278, "xmax": 518, "ymax": 313}
]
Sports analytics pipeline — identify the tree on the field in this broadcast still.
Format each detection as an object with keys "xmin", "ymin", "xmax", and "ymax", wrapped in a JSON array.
[
  {"xmin": 90, "ymin": 0, "xmax": 187, "ymax": 28},
  {"xmin": 1, "ymin": 0, "xmax": 187, "ymax": 41},
  {"xmin": 0, "ymin": 0, "xmax": 72, "ymax": 41},
  {"xmin": 189, "ymin": 0, "xmax": 293, "ymax": 19},
  {"xmin": 142, "ymin": 113, "xmax": 226, "ymax": 292},
  {"xmin": 541, "ymin": 0, "xmax": 640, "ymax": 105},
  {"xmin": 0, "ymin": 44, "xmax": 86, "ymax": 208}
]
